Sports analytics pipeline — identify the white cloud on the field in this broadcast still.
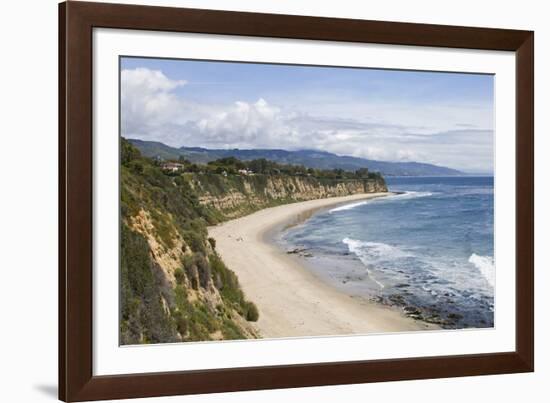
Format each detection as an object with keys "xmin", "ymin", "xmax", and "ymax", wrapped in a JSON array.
[
  {"xmin": 121, "ymin": 67, "xmax": 493, "ymax": 172},
  {"xmin": 122, "ymin": 67, "xmax": 187, "ymax": 94},
  {"xmin": 121, "ymin": 68, "xmax": 189, "ymax": 141},
  {"xmin": 196, "ymin": 98, "xmax": 287, "ymax": 144}
]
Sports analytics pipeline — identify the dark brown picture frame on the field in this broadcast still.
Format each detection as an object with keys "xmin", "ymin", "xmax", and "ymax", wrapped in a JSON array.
[{"xmin": 59, "ymin": 1, "xmax": 534, "ymax": 401}]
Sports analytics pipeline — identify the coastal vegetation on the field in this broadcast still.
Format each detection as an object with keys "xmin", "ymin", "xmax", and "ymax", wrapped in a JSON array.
[
  {"xmin": 120, "ymin": 138, "xmax": 387, "ymax": 344},
  {"xmin": 129, "ymin": 138, "xmax": 464, "ymax": 176},
  {"xmin": 201, "ymin": 156, "xmax": 383, "ymax": 181},
  {"xmin": 121, "ymin": 139, "xmax": 259, "ymax": 344}
]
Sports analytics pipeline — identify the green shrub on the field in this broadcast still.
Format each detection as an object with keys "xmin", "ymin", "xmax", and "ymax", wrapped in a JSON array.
[
  {"xmin": 173, "ymin": 310, "xmax": 188, "ymax": 335},
  {"xmin": 220, "ymin": 318, "xmax": 246, "ymax": 340},
  {"xmin": 182, "ymin": 255, "xmax": 199, "ymax": 290},
  {"xmin": 195, "ymin": 253, "xmax": 211, "ymax": 288},
  {"xmin": 173, "ymin": 285, "xmax": 217, "ymax": 341},
  {"xmin": 207, "ymin": 237, "xmax": 216, "ymax": 249},
  {"xmin": 245, "ymin": 302, "xmax": 259, "ymax": 322},
  {"xmin": 149, "ymin": 209, "xmax": 176, "ymax": 249},
  {"xmin": 121, "ymin": 138, "xmax": 142, "ymax": 165},
  {"xmin": 128, "ymin": 160, "xmax": 145, "ymax": 174},
  {"xmin": 120, "ymin": 223, "xmax": 179, "ymax": 345},
  {"xmin": 174, "ymin": 268, "xmax": 185, "ymax": 284},
  {"xmin": 208, "ymin": 253, "xmax": 259, "ymax": 322},
  {"xmin": 183, "ymin": 230, "xmax": 205, "ymax": 253}
]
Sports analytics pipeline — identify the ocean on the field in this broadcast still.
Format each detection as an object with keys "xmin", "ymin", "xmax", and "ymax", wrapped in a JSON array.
[{"xmin": 278, "ymin": 176, "xmax": 495, "ymax": 329}]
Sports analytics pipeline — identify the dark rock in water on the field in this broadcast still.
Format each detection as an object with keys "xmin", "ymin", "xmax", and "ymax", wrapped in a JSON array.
[
  {"xmin": 371, "ymin": 296, "xmax": 384, "ymax": 304},
  {"xmin": 424, "ymin": 314, "xmax": 444, "ymax": 324},
  {"xmin": 403, "ymin": 306, "xmax": 422, "ymax": 316},
  {"xmin": 388, "ymin": 294, "xmax": 405, "ymax": 305},
  {"xmin": 286, "ymin": 247, "xmax": 314, "ymax": 258},
  {"xmin": 447, "ymin": 312, "xmax": 463, "ymax": 320}
]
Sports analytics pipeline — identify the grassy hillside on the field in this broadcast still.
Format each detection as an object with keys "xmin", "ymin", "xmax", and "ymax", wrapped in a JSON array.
[{"xmin": 120, "ymin": 140, "xmax": 259, "ymax": 344}]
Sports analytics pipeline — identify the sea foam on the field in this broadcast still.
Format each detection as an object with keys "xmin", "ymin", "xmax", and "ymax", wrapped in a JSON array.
[
  {"xmin": 329, "ymin": 191, "xmax": 433, "ymax": 213},
  {"xmin": 330, "ymin": 201, "xmax": 368, "ymax": 212},
  {"xmin": 468, "ymin": 253, "xmax": 495, "ymax": 288},
  {"xmin": 387, "ymin": 191, "xmax": 434, "ymax": 202},
  {"xmin": 343, "ymin": 238, "xmax": 411, "ymax": 260},
  {"xmin": 342, "ymin": 238, "xmax": 412, "ymax": 288},
  {"xmin": 283, "ymin": 176, "xmax": 495, "ymax": 328}
]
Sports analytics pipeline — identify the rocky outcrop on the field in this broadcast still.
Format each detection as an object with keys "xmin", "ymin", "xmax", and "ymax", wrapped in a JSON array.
[
  {"xmin": 123, "ymin": 208, "xmax": 259, "ymax": 344},
  {"xmin": 120, "ymin": 144, "xmax": 263, "ymax": 345},
  {"xmin": 192, "ymin": 174, "xmax": 387, "ymax": 217}
]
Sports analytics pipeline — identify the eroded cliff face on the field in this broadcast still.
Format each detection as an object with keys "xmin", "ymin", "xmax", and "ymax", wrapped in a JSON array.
[
  {"xmin": 192, "ymin": 174, "xmax": 387, "ymax": 218},
  {"xmin": 123, "ymin": 209, "xmax": 258, "ymax": 344},
  {"xmin": 120, "ymin": 160, "xmax": 261, "ymax": 345}
]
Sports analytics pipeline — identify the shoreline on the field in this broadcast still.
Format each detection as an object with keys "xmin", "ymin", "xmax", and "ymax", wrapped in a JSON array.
[{"xmin": 208, "ymin": 193, "xmax": 437, "ymax": 339}]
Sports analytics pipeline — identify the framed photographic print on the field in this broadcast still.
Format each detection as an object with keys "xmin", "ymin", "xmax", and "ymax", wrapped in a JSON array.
[{"xmin": 59, "ymin": 1, "xmax": 534, "ymax": 401}]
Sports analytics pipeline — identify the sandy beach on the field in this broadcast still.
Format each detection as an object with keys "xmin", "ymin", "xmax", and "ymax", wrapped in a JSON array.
[{"xmin": 208, "ymin": 193, "xmax": 436, "ymax": 339}]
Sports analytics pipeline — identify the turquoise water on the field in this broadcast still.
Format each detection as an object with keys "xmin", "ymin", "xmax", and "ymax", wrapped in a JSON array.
[{"xmin": 280, "ymin": 176, "xmax": 494, "ymax": 329}]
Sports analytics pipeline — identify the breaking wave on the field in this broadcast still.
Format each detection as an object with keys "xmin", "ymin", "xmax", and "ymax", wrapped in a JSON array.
[
  {"xmin": 468, "ymin": 253, "xmax": 495, "ymax": 288},
  {"xmin": 330, "ymin": 200, "xmax": 369, "ymax": 212},
  {"xmin": 342, "ymin": 238, "xmax": 412, "ymax": 288},
  {"xmin": 330, "ymin": 191, "xmax": 433, "ymax": 213}
]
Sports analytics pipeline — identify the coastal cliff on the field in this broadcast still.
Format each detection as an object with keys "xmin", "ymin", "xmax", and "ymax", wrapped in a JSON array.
[
  {"xmin": 121, "ymin": 141, "xmax": 260, "ymax": 344},
  {"xmin": 192, "ymin": 174, "xmax": 387, "ymax": 219},
  {"xmin": 120, "ymin": 139, "xmax": 387, "ymax": 344}
]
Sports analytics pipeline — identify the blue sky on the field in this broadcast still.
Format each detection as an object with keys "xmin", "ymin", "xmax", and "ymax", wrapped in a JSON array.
[{"xmin": 121, "ymin": 57, "xmax": 494, "ymax": 173}]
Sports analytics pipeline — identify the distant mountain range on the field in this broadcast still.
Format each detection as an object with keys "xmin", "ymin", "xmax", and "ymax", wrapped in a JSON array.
[{"xmin": 128, "ymin": 138, "xmax": 464, "ymax": 177}]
